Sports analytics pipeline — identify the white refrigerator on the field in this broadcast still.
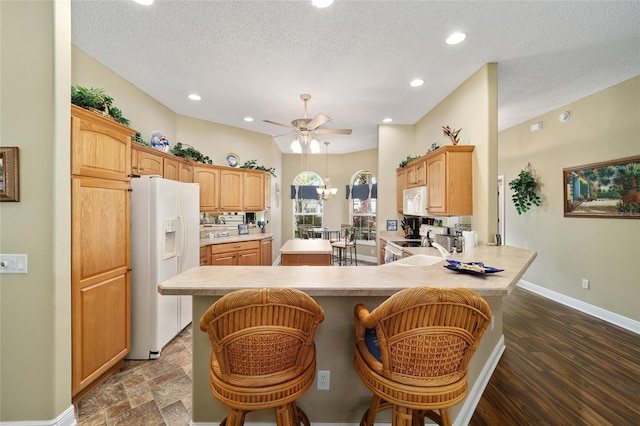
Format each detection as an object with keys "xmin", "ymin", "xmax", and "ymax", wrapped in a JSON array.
[{"xmin": 128, "ymin": 175, "xmax": 200, "ymax": 359}]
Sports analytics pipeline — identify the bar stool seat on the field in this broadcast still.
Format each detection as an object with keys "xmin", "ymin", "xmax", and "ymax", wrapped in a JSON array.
[
  {"xmin": 200, "ymin": 288, "xmax": 325, "ymax": 425},
  {"xmin": 353, "ymin": 287, "xmax": 492, "ymax": 426}
]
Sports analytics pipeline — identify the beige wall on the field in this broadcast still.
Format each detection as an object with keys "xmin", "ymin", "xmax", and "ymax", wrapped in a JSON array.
[
  {"xmin": 499, "ymin": 76, "xmax": 640, "ymax": 320},
  {"xmin": 0, "ymin": 0, "xmax": 72, "ymax": 421}
]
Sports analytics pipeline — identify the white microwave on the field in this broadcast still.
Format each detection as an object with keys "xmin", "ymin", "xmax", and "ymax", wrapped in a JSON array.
[{"xmin": 403, "ymin": 186, "xmax": 428, "ymax": 216}]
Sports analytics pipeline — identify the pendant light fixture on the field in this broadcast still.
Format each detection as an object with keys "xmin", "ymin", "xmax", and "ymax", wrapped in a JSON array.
[{"xmin": 317, "ymin": 141, "xmax": 338, "ymax": 200}]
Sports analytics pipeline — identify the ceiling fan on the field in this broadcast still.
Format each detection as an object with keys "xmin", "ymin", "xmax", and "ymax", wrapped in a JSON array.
[{"xmin": 264, "ymin": 94, "xmax": 352, "ymax": 150}]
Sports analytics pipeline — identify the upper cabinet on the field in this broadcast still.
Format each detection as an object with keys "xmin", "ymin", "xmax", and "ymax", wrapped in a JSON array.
[
  {"xmin": 244, "ymin": 170, "xmax": 265, "ymax": 212},
  {"xmin": 405, "ymin": 158, "xmax": 427, "ymax": 188},
  {"xmin": 426, "ymin": 145, "xmax": 474, "ymax": 216},
  {"xmin": 220, "ymin": 168, "xmax": 243, "ymax": 211},
  {"xmin": 396, "ymin": 145, "xmax": 474, "ymax": 216},
  {"xmin": 71, "ymin": 105, "xmax": 131, "ymax": 181},
  {"xmin": 194, "ymin": 165, "xmax": 221, "ymax": 212}
]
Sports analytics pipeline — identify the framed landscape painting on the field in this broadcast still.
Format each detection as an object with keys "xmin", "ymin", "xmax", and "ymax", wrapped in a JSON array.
[
  {"xmin": 563, "ymin": 155, "xmax": 640, "ymax": 218},
  {"xmin": 0, "ymin": 147, "xmax": 19, "ymax": 202}
]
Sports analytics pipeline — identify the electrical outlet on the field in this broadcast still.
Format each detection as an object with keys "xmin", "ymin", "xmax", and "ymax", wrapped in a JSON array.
[
  {"xmin": 582, "ymin": 278, "xmax": 590, "ymax": 289},
  {"xmin": 317, "ymin": 370, "xmax": 330, "ymax": 390}
]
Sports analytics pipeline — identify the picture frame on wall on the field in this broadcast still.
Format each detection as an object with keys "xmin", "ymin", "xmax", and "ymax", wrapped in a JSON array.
[
  {"xmin": 386, "ymin": 219, "xmax": 398, "ymax": 231},
  {"xmin": 563, "ymin": 155, "xmax": 640, "ymax": 218},
  {"xmin": 0, "ymin": 147, "xmax": 19, "ymax": 202}
]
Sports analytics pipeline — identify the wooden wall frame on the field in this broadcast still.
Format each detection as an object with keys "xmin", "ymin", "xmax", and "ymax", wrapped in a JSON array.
[
  {"xmin": 563, "ymin": 155, "xmax": 640, "ymax": 218},
  {"xmin": 0, "ymin": 147, "xmax": 19, "ymax": 202}
]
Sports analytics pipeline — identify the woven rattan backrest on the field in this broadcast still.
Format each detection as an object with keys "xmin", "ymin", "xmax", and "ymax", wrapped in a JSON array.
[
  {"xmin": 359, "ymin": 287, "xmax": 491, "ymax": 384},
  {"xmin": 200, "ymin": 288, "xmax": 325, "ymax": 384}
]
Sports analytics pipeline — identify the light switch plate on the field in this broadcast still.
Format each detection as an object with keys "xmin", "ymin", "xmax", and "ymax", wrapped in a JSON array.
[{"xmin": 0, "ymin": 254, "xmax": 28, "ymax": 274}]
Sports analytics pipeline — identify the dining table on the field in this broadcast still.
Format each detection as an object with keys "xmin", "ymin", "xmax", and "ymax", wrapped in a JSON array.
[{"xmin": 312, "ymin": 227, "xmax": 341, "ymax": 241}]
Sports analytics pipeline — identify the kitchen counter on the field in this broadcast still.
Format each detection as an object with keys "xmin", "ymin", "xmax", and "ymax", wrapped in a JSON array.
[
  {"xmin": 279, "ymin": 239, "xmax": 333, "ymax": 266},
  {"xmin": 199, "ymin": 230, "xmax": 273, "ymax": 248},
  {"xmin": 160, "ymin": 244, "xmax": 536, "ymax": 424}
]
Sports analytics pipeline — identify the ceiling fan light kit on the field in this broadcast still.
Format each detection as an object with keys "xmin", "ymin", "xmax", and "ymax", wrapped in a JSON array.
[{"xmin": 264, "ymin": 94, "xmax": 352, "ymax": 153}]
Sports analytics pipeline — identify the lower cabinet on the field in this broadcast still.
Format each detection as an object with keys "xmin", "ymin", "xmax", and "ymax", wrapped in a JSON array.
[
  {"xmin": 210, "ymin": 240, "xmax": 260, "ymax": 266},
  {"xmin": 208, "ymin": 238, "xmax": 272, "ymax": 266},
  {"xmin": 71, "ymin": 176, "xmax": 131, "ymax": 399},
  {"xmin": 261, "ymin": 237, "xmax": 273, "ymax": 266}
]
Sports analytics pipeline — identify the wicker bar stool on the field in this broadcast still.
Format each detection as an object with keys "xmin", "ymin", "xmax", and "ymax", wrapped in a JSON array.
[
  {"xmin": 200, "ymin": 288, "xmax": 325, "ymax": 425},
  {"xmin": 353, "ymin": 287, "xmax": 492, "ymax": 426}
]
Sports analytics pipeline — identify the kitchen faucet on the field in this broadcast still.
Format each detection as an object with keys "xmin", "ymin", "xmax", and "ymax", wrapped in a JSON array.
[{"xmin": 431, "ymin": 242, "xmax": 451, "ymax": 259}]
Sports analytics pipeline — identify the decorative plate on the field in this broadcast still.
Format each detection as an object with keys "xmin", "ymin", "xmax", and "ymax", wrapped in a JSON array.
[
  {"xmin": 444, "ymin": 260, "xmax": 504, "ymax": 276},
  {"xmin": 226, "ymin": 152, "xmax": 240, "ymax": 167}
]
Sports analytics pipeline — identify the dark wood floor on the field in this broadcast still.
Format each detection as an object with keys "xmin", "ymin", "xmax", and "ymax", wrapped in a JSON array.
[{"xmin": 470, "ymin": 286, "xmax": 640, "ymax": 425}]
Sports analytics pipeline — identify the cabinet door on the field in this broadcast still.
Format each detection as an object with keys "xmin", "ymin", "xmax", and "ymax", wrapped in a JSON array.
[
  {"xmin": 396, "ymin": 168, "xmax": 406, "ymax": 213},
  {"xmin": 426, "ymin": 146, "xmax": 474, "ymax": 216},
  {"xmin": 238, "ymin": 249, "xmax": 260, "ymax": 266},
  {"xmin": 405, "ymin": 165, "xmax": 416, "ymax": 188},
  {"xmin": 180, "ymin": 163, "xmax": 194, "ymax": 183},
  {"xmin": 71, "ymin": 105, "xmax": 133, "ymax": 181},
  {"xmin": 135, "ymin": 150, "xmax": 164, "ymax": 176},
  {"xmin": 71, "ymin": 176, "xmax": 131, "ymax": 397},
  {"xmin": 244, "ymin": 171, "xmax": 264, "ymax": 211},
  {"xmin": 261, "ymin": 237, "xmax": 273, "ymax": 266},
  {"xmin": 426, "ymin": 153, "xmax": 446, "ymax": 214},
  {"xmin": 200, "ymin": 246, "xmax": 210, "ymax": 266},
  {"xmin": 220, "ymin": 169, "xmax": 243, "ymax": 211},
  {"xmin": 414, "ymin": 160, "xmax": 427, "ymax": 186},
  {"xmin": 194, "ymin": 166, "xmax": 220, "ymax": 212},
  {"xmin": 163, "ymin": 157, "xmax": 180, "ymax": 181}
]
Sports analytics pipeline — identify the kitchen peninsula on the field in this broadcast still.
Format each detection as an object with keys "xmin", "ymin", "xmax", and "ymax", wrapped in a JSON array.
[{"xmin": 160, "ymin": 244, "xmax": 536, "ymax": 424}]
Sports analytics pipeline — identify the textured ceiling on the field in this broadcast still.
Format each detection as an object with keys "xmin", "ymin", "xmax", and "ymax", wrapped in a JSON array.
[{"xmin": 71, "ymin": 0, "xmax": 640, "ymax": 154}]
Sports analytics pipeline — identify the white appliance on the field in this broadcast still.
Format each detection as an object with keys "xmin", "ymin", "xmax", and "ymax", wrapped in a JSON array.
[
  {"xmin": 128, "ymin": 175, "xmax": 200, "ymax": 359},
  {"xmin": 403, "ymin": 186, "xmax": 428, "ymax": 216}
]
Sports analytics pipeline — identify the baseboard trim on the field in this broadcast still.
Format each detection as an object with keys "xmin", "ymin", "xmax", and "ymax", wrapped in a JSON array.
[
  {"xmin": 518, "ymin": 280, "xmax": 640, "ymax": 335},
  {"xmin": 190, "ymin": 336, "xmax": 506, "ymax": 426},
  {"xmin": 0, "ymin": 405, "xmax": 76, "ymax": 426}
]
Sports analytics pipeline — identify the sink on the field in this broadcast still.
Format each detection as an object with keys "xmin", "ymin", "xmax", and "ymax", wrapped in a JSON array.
[{"xmin": 384, "ymin": 255, "xmax": 445, "ymax": 266}]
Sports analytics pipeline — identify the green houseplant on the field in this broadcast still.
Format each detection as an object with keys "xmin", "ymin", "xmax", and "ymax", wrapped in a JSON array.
[
  {"xmin": 239, "ymin": 159, "xmax": 277, "ymax": 177},
  {"xmin": 71, "ymin": 85, "xmax": 130, "ymax": 126},
  {"xmin": 509, "ymin": 165, "xmax": 542, "ymax": 214},
  {"xmin": 170, "ymin": 142, "xmax": 213, "ymax": 164}
]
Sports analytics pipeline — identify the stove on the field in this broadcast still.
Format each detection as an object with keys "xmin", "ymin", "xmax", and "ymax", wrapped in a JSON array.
[{"xmin": 390, "ymin": 240, "xmax": 423, "ymax": 248}]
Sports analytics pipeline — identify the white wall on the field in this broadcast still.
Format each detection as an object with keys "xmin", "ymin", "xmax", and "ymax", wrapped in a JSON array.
[{"xmin": 499, "ymin": 76, "xmax": 640, "ymax": 321}]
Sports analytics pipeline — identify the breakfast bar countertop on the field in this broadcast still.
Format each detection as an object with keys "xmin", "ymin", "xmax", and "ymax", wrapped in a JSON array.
[{"xmin": 159, "ymin": 244, "xmax": 537, "ymax": 297}]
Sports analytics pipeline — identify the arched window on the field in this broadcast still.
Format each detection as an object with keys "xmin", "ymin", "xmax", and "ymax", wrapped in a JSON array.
[
  {"xmin": 349, "ymin": 170, "xmax": 377, "ymax": 243},
  {"xmin": 292, "ymin": 171, "xmax": 324, "ymax": 238}
]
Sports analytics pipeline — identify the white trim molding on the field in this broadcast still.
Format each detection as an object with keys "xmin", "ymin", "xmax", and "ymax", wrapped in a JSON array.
[
  {"xmin": 518, "ymin": 280, "xmax": 640, "ymax": 335},
  {"xmin": 0, "ymin": 405, "xmax": 76, "ymax": 426}
]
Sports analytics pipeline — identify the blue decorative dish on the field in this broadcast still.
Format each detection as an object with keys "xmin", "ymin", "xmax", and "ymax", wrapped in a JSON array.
[{"xmin": 444, "ymin": 260, "xmax": 504, "ymax": 276}]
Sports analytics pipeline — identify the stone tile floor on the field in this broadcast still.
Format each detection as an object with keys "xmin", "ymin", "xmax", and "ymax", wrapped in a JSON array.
[{"xmin": 74, "ymin": 325, "xmax": 193, "ymax": 426}]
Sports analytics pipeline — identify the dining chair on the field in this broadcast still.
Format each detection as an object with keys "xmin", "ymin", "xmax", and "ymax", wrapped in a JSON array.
[
  {"xmin": 331, "ymin": 225, "xmax": 357, "ymax": 266},
  {"xmin": 353, "ymin": 287, "xmax": 492, "ymax": 426},
  {"xmin": 200, "ymin": 288, "xmax": 325, "ymax": 425}
]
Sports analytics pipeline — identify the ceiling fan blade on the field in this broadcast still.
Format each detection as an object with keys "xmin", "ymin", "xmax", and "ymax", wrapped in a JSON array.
[
  {"xmin": 307, "ymin": 113, "xmax": 330, "ymax": 130},
  {"xmin": 316, "ymin": 128, "xmax": 353, "ymax": 135},
  {"xmin": 272, "ymin": 131, "xmax": 296, "ymax": 138},
  {"xmin": 263, "ymin": 119, "xmax": 293, "ymax": 129}
]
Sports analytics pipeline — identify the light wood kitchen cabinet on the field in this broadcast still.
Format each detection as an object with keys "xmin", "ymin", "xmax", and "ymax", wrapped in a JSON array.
[
  {"xmin": 132, "ymin": 146, "xmax": 163, "ymax": 176},
  {"xmin": 210, "ymin": 240, "xmax": 260, "ymax": 266},
  {"xmin": 405, "ymin": 158, "xmax": 426, "ymax": 188},
  {"xmin": 163, "ymin": 157, "xmax": 181, "ymax": 181},
  {"xmin": 396, "ymin": 168, "xmax": 406, "ymax": 213},
  {"xmin": 200, "ymin": 246, "xmax": 210, "ymax": 266},
  {"xmin": 261, "ymin": 237, "xmax": 273, "ymax": 266},
  {"xmin": 179, "ymin": 162, "xmax": 194, "ymax": 183},
  {"xmin": 243, "ymin": 170, "xmax": 264, "ymax": 211},
  {"xmin": 71, "ymin": 105, "xmax": 131, "ymax": 181},
  {"xmin": 194, "ymin": 165, "xmax": 221, "ymax": 212},
  {"xmin": 426, "ymin": 145, "xmax": 474, "ymax": 216},
  {"xmin": 220, "ymin": 168, "xmax": 243, "ymax": 211},
  {"xmin": 71, "ymin": 105, "xmax": 135, "ymax": 400}
]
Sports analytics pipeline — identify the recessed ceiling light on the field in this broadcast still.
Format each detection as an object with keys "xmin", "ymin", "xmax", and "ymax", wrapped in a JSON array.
[
  {"xmin": 244, "ymin": 117, "xmax": 254, "ymax": 122},
  {"xmin": 188, "ymin": 94, "xmax": 201, "ymax": 101},
  {"xmin": 383, "ymin": 118, "xmax": 393, "ymax": 123},
  {"xmin": 134, "ymin": 0, "xmax": 154, "ymax": 5},
  {"xmin": 312, "ymin": 0, "xmax": 334, "ymax": 8},
  {"xmin": 445, "ymin": 32, "xmax": 467, "ymax": 45},
  {"xmin": 409, "ymin": 79, "xmax": 424, "ymax": 87}
]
